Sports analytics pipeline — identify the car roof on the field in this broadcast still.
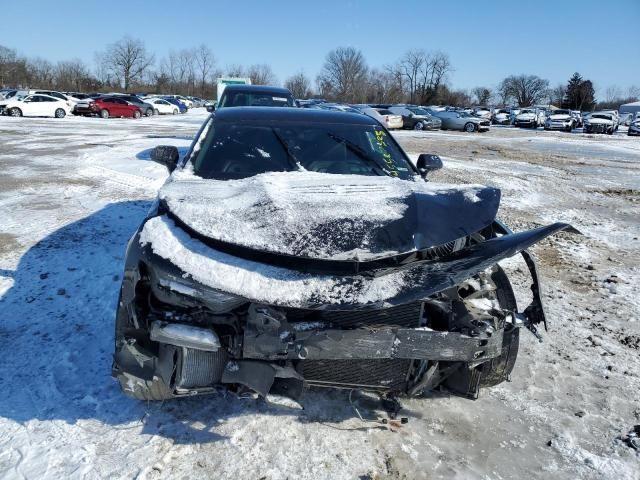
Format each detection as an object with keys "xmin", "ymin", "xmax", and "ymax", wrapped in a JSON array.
[
  {"xmin": 214, "ymin": 107, "xmax": 378, "ymax": 125},
  {"xmin": 222, "ymin": 84, "xmax": 292, "ymax": 95}
]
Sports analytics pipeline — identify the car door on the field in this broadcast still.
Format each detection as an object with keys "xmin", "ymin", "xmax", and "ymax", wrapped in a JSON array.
[
  {"xmin": 39, "ymin": 96, "xmax": 59, "ymax": 116},
  {"xmin": 158, "ymin": 100, "xmax": 171, "ymax": 113},
  {"xmin": 21, "ymin": 95, "xmax": 44, "ymax": 116}
]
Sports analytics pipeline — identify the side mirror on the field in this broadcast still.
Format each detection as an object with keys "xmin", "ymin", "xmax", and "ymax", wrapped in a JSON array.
[
  {"xmin": 151, "ymin": 145, "xmax": 179, "ymax": 172},
  {"xmin": 206, "ymin": 103, "xmax": 216, "ymax": 113},
  {"xmin": 416, "ymin": 154, "xmax": 443, "ymax": 179}
]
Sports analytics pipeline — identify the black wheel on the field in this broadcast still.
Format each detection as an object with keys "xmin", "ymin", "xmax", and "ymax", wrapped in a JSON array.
[
  {"xmin": 113, "ymin": 291, "xmax": 174, "ymax": 401},
  {"xmin": 145, "ymin": 108, "xmax": 153, "ymax": 117},
  {"xmin": 172, "ymin": 109, "xmax": 178, "ymax": 115},
  {"xmin": 413, "ymin": 121, "xmax": 424, "ymax": 131},
  {"xmin": 100, "ymin": 109, "xmax": 109, "ymax": 119},
  {"xmin": 464, "ymin": 122, "xmax": 476, "ymax": 133},
  {"xmin": 133, "ymin": 110, "xmax": 141, "ymax": 119},
  {"xmin": 154, "ymin": 108, "xmax": 160, "ymax": 115},
  {"xmin": 10, "ymin": 107, "xmax": 22, "ymax": 117},
  {"xmin": 54, "ymin": 108, "xmax": 66, "ymax": 118},
  {"xmin": 478, "ymin": 267, "xmax": 520, "ymax": 388}
]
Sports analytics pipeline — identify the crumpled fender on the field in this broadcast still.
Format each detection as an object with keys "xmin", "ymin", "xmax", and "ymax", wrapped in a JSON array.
[{"xmin": 349, "ymin": 222, "xmax": 579, "ymax": 310}]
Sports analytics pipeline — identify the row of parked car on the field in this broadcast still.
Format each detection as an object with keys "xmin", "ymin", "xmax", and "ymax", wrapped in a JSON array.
[
  {"xmin": 0, "ymin": 88, "xmax": 210, "ymax": 119},
  {"xmin": 302, "ymin": 99, "xmax": 638, "ymax": 136},
  {"xmin": 298, "ymin": 101, "xmax": 492, "ymax": 133}
]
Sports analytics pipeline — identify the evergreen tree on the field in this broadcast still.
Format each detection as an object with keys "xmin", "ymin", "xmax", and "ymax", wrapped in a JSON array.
[{"xmin": 563, "ymin": 72, "xmax": 595, "ymax": 111}]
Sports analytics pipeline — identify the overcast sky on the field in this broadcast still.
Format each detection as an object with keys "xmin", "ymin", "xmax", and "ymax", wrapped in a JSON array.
[{"xmin": 3, "ymin": 0, "xmax": 639, "ymax": 97}]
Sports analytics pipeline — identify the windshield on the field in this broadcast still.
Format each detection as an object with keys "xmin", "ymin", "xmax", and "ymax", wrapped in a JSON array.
[
  {"xmin": 407, "ymin": 107, "xmax": 430, "ymax": 116},
  {"xmin": 219, "ymin": 91, "xmax": 294, "ymax": 108},
  {"xmin": 521, "ymin": 109, "xmax": 535, "ymax": 114},
  {"xmin": 552, "ymin": 110, "xmax": 570, "ymax": 115},
  {"xmin": 592, "ymin": 115, "xmax": 611, "ymax": 120},
  {"xmin": 192, "ymin": 121, "xmax": 415, "ymax": 180}
]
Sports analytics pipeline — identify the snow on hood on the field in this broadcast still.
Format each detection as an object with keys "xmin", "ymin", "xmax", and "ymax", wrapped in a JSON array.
[
  {"xmin": 587, "ymin": 117, "xmax": 614, "ymax": 125},
  {"xmin": 159, "ymin": 168, "xmax": 501, "ymax": 261},
  {"xmin": 548, "ymin": 114, "xmax": 571, "ymax": 120},
  {"xmin": 517, "ymin": 112, "xmax": 537, "ymax": 119},
  {"xmin": 139, "ymin": 215, "xmax": 411, "ymax": 307}
]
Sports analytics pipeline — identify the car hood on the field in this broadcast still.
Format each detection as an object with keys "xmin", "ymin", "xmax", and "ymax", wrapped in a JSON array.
[
  {"xmin": 587, "ymin": 118, "xmax": 614, "ymax": 125},
  {"xmin": 517, "ymin": 112, "xmax": 536, "ymax": 119},
  {"xmin": 158, "ymin": 169, "xmax": 501, "ymax": 267},
  {"xmin": 548, "ymin": 114, "xmax": 571, "ymax": 120}
]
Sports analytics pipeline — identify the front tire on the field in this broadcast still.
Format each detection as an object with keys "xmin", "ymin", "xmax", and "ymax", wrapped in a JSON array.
[
  {"xmin": 10, "ymin": 107, "xmax": 22, "ymax": 117},
  {"xmin": 172, "ymin": 109, "xmax": 178, "ymax": 115},
  {"xmin": 133, "ymin": 110, "xmax": 142, "ymax": 119},
  {"xmin": 478, "ymin": 267, "xmax": 520, "ymax": 387},
  {"xmin": 54, "ymin": 108, "xmax": 66, "ymax": 118},
  {"xmin": 100, "ymin": 109, "xmax": 109, "ymax": 119},
  {"xmin": 145, "ymin": 108, "xmax": 153, "ymax": 117},
  {"xmin": 154, "ymin": 108, "xmax": 160, "ymax": 115},
  {"xmin": 464, "ymin": 122, "xmax": 476, "ymax": 133},
  {"xmin": 413, "ymin": 121, "xmax": 424, "ymax": 131}
]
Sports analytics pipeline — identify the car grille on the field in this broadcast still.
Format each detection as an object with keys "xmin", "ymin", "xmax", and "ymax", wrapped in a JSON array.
[
  {"xmin": 288, "ymin": 302, "xmax": 422, "ymax": 392},
  {"xmin": 302, "ymin": 359, "xmax": 411, "ymax": 391},
  {"xmin": 286, "ymin": 301, "xmax": 423, "ymax": 329}
]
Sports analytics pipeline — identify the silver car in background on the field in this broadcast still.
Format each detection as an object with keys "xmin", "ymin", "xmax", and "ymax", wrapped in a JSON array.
[
  {"xmin": 428, "ymin": 110, "xmax": 490, "ymax": 132},
  {"xmin": 357, "ymin": 107, "xmax": 404, "ymax": 130}
]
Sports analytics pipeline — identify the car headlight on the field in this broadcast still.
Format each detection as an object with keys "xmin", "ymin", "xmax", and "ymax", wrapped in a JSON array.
[{"xmin": 154, "ymin": 270, "xmax": 246, "ymax": 313}]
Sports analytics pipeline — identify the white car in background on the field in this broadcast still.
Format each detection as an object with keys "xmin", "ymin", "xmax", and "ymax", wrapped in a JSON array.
[
  {"xmin": 492, "ymin": 108, "xmax": 512, "ymax": 125},
  {"xmin": 544, "ymin": 109, "xmax": 575, "ymax": 132},
  {"xmin": 583, "ymin": 112, "xmax": 617, "ymax": 134},
  {"xmin": 16, "ymin": 89, "xmax": 78, "ymax": 110},
  {"xmin": 358, "ymin": 106, "xmax": 404, "ymax": 130},
  {"xmin": 514, "ymin": 108, "xmax": 545, "ymax": 128},
  {"xmin": 472, "ymin": 107, "xmax": 492, "ymax": 120},
  {"xmin": 0, "ymin": 94, "xmax": 72, "ymax": 118},
  {"xmin": 145, "ymin": 98, "xmax": 180, "ymax": 115}
]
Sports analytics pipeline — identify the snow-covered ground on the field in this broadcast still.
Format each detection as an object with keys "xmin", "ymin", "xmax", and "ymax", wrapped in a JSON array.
[{"xmin": 0, "ymin": 112, "xmax": 638, "ymax": 479}]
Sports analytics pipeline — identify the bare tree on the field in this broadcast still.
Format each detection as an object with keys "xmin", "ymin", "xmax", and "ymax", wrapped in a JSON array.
[
  {"xmin": 395, "ymin": 49, "xmax": 426, "ymax": 103},
  {"xmin": 247, "ymin": 64, "xmax": 277, "ymax": 85},
  {"xmin": 416, "ymin": 52, "xmax": 451, "ymax": 104},
  {"xmin": 471, "ymin": 86, "xmax": 492, "ymax": 105},
  {"xmin": 100, "ymin": 36, "xmax": 155, "ymax": 91},
  {"xmin": 366, "ymin": 68, "xmax": 404, "ymax": 104},
  {"xmin": 604, "ymin": 85, "xmax": 622, "ymax": 103},
  {"xmin": 194, "ymin": 44, "xmax": 215, "ymax": 96},
  {"xmin": 225, "ymin": 64, "xmax": 245, "ymax": 77},
  {"xmin": 499, "ymin": 75, "xmax": 549, "ymax": 107},
  {"xmin": 318, "ymin": 47, "xmax": 368, "ymax": 102},
  {"xmin": 548, "ymin": 83, "xmax": 566, "ymax": 106},
  {"xmin": 284, "ymin": 72, "xmax": 311, "ymax": 99},
  {"xmin": 0, "ymin": 45, "xmax": 26, "ymax": 87},
  {"xmin": 627, "ymin": 85, "xmax": 640, "ymax": 100},
  {"xmin": 54, "ymin": 59, "xmax": 90, "ymax": 91},
  {"xmin": 315, "ymin": 74, "xmax": 333, "ymax": 98},
  {"xmin": 27, "ymin": 57, "xmax": 55, "ymax": 88}
]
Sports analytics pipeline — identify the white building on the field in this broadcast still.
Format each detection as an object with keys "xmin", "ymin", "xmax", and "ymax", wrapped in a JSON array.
[{"xmin": 619, "ymin": 101, "xmax": 640, "ymax": 115}]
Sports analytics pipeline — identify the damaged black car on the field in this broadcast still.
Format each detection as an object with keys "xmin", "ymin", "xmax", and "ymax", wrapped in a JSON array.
[{"xmin": 113, "ymin": 107, "xmax": 575, "ymax": 402}]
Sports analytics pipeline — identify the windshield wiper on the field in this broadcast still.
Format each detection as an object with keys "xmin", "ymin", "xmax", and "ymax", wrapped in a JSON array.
[
  {"xmin": 270, "ymin": 127, "xmax": 303, "ymax": 170},
  {"xmin": 326, "ymin": 133, "xmax": 387, "ymax": 175}
]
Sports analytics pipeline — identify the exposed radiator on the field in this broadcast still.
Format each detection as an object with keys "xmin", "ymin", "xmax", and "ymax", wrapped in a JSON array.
[
  {"xmin": 302, "ymin": 359, "xmax": 411, "ymax": 391},
  {"xmin": 175, "ymin": 347, "xmax": 227, "ymax": 389}
]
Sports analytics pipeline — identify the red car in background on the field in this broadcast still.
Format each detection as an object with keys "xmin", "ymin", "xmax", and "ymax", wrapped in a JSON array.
[{"xmin": 74, "ymin": 96, "xmax": 143, "ymax": 119}]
